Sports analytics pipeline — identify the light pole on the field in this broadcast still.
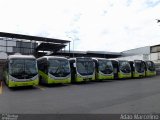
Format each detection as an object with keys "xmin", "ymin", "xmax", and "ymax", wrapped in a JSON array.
[
  {"xmin": 68, "ymin": 36, "xmax": 75, "ymax": 57},
  {"xmin": 67, "ymin": 33, "xmax": 79, "ymax": 57},
  {"xmin": 73, "ymin": 39, "xmax": 75, "ymax": 57}
]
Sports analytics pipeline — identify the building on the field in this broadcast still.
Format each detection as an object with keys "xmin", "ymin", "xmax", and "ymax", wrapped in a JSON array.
[
  {"xmin": 119, "ymin": 45, "xmax": 160, "ymax": 63},
  {"xmin": 0, "ymin": 32, "xmax": 71, "ymax": 80}
]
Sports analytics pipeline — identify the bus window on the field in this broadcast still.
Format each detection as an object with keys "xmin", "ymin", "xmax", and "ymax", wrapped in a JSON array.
[
  {"xmin": 135, "ymin": 61, "xmax": 145, "ymax": 73},
  {"xmin": 146, "ymin": 61, "xmax": 155, "ymax": 71},
  {"xmin": 76, "ymin": 59, "xmax": 94, "ymax": 76},
  {"xmin": 48, "ymin": 59, "xmax": 70, "ymax": 77},
  {"xmin": 9, "ymin": 59, "xmax": 37, "ymax": 79},
  {"xmin": 98, "ymin": 60, "xmax": 113, "ymax": 74},
  {"xmin": 119, "ymin": 61, "xmax": 131, "ymax": 73}
]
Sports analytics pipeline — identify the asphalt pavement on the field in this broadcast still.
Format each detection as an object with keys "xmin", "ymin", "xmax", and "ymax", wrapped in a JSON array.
[{"xmin": 0, "ymin": 76, "xmax": 160, "ymax": 114}]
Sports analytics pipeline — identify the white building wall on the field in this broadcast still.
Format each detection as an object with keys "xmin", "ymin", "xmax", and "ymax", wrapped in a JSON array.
[
  {"xmin": 122, "ymin": 46, "xmax": 150, "ymax": 56},
  {"xmin": 149, "ymin": 52, "xmax": 160, "ymax": 63},
  {"xmin": 117, "ymin": 54, "xmax": 150, "ymax": 61}
]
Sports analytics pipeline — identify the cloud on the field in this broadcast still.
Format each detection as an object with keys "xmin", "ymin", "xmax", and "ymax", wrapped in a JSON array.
[
  {"xmin": 0, "ymin": 0, "xmax": 160, "ymax": 52},
  {"xmin": 67, "ymin": 0, "xmax": 160, "ymax": 52},
  {"xmin": 145, "ymin": 0, "xmax": 160, "ymax": 8}
]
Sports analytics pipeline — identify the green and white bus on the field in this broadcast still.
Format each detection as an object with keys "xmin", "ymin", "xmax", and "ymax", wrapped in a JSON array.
[
  {"xmin": 129, "ymin": 60, "xmax": 145, "ymax": 78},
  {"xmin": 37, "ymin": 56, "xmax": 71, "ymax": 84},
  {"xmin": 111, "ymin": 60, "xmax": 132, "ymax": 79},
  {"xmin": 4, "ymin": 55, "xmax": 39, "ymax": 87},
  {"xmin": 93, "ymin": 58, "xmax": 114, "ymax": 80},
  {"xmin": 69, "ymin": 57, "xmax": 95, "ymax": 83},
  {"xmin": 143, "ymin": 60, "xmax": 156, "ymax": 77}
]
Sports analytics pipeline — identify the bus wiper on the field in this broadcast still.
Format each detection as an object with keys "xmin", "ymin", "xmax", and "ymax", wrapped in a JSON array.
[
  {"xmin": 11, "ymin": 70, "xmax": 25, "ymax": 76},
  {"xmin": 55, "ymin": 66, "xmax": 60, "ymax": 74}
]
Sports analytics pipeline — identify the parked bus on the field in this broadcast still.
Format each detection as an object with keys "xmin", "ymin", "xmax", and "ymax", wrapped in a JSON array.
[
  {"xmin": 111, "ymin": 60, "xmax": 132, "ymax": 79},
  {"xmin": 93, "ymin": 58, "xmax": 114, "ymax": 80},
  {"xmin": 4, "ymin": 55, "xmax": 39, "ymax": 87},
  {"xmin": 37, "ymin": 56, "xmax": 71, "ymax": 84},
  {"xmin": 69, "ymin": 57, "xmax": 95, "ymax": 83},
  {"xmin": 129, "ymin": 60, "xmax": 145, "ymax": 78},
  {"xmin": 143, "ymin": 60, "xmax": 156, "ymax": 77}
]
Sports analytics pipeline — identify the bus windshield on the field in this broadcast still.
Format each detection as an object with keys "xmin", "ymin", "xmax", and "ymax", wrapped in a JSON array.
[
  {"xmin": 98, "ymin": 60, "xmax": 113, "ymax": 74},
  {"xmin": 76, "ymin": 58, "xmax": 94, "ymax": 75},
  {"xmin": 48, "ymin": 59, "xmax": 70, "ymax": 77},
  {"xmin": 9, "ymin": 59, "xmax": 38, "ymax": 79},
  {"xmin": 119, "ymin": 61, "xmax": 131, "ymax": 73},
  {"xmin": 135, "ymin": 61, "xmax": 145, "ymax": 73},
  {"xmin": 146, "ymin": 61, "xmax": 155, "ymax": 71}
]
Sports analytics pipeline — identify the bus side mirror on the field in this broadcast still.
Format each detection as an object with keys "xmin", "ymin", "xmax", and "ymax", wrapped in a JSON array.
[{"xmin": 73, "ymin": 63, "xmax": 76, "ymax": 67}]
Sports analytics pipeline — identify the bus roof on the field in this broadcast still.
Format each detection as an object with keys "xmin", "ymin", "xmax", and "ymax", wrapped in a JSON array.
[
  {"xmin": 92, "ymin": 57, "xmax": 109, "ymax": 61},
  {"xmin": 37, "ymin": 56, "xmax": 68, "ymax": 60},
  {"xmin": 8, "ymin": 55, "xmax": 36, "ymax": 59},
  {"xmin": 134, "ymin": 60, "xmax": 143, "ymax": 62},
  {"xmin": 69, "ymin": 57, "xmax": 92, "ymax": 60}
]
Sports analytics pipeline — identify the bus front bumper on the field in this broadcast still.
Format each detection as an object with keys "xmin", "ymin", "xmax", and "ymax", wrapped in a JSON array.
[
  {"xmin": 8, "ymin": 79, "xmax": 39, "ymax": 88},
  {"xmin": 146, "ymin": 71, "xmax": 156, "ymax": 77},
  {"xmin": 47, "ymin": 77, "xmax": 71, "ymax": 84},
  {"xmin": 118, "ymin": 72, "xmax": 132, "ymax": 79},
  {"xmin": 98, "ymin": 73, "xmax": 114, "ymax": 80}
]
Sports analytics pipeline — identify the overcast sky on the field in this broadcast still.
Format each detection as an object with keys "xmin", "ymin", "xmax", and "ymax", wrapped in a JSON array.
[{"xmin": 0, "ymin": 0, "xmax": 160, "ymax": 52}]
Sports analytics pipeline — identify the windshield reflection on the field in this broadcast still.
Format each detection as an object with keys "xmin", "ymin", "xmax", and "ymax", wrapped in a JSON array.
[
  {"xmin": 146, "ymin": 61, "xmax": 155, "ymax": 71},
  {"xmin": 119, "ymin": 61, "xmax": 131, "ymax": 73},
  {"xmin": 9, "ymin": 59, "xmax": 38, "ymax": 79},
  {"xmin": 135, "ymin": 61, "xmax": 145, "ymax": 73},
  {"xmin": 98, "ymin": 60, "xmax": 113, "ymax": 74},
  {"xmin": 49, "ymin": 59, "xmax": 70, "ymax": 77},
  {"xmin": 76, "ymin": 58, "xmax": 94, "ymax": 75}
]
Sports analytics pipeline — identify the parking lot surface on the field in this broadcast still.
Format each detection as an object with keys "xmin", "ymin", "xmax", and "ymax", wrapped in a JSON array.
[{"xmin": 0, "ymin": 76, "xmax": 160, "ymax": 114}]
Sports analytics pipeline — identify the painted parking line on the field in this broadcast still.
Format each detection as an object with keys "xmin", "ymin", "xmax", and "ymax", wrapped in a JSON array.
[
  {"xmin": 0, "ymin": 81, "xmax": 3, "ymax": 94},
  {"xmin": 34, "ymin": 85, "xmax": 45, "ymax": 91}
]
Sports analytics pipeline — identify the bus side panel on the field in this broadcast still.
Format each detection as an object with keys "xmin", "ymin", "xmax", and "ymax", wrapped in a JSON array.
[
  {"xmin": 4, "ymin": 71, "xmax": 9, "ymax": 86},
  {"xmin": 91, "ymin": 71, "xmax": 96, "ymax": 81},
  {"xmin": 39, "ymin": 70, "xmax": 71, "ymax": 84},
  {"xmin": 38, "ymin": 70, "xmax": 48, "ymax": 84}
]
